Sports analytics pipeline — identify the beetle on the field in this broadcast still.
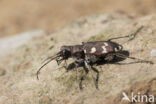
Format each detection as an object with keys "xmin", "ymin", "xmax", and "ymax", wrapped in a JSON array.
[{"xmin": 36, "ymin": 26, "xmax": 153, "ymax": 89}]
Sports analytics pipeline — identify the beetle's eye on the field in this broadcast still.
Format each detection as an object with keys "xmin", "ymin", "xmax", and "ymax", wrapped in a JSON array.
[{"xmin": 62, "ymin": 50, "xmax": 66, "ymax": 55}]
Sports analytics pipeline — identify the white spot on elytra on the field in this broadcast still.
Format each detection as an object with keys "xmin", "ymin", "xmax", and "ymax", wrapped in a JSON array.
[
  {"xmin": 90, "ymin": 47, "xmax": 96, "ymax": 53},
  {"xmin": 102, "ymin": 46, "xmax": 107, "ymax": 53},
  {"xmin": 115, "ymin": 48, "xmax": 118, "ymax": 52},
  {"xmin": 104, "ymin": 42, "xmax": 108, "ymax": 46},
  {"xmin": 84, "ymin": 49, "xmax": 86, "ymax": 53}
]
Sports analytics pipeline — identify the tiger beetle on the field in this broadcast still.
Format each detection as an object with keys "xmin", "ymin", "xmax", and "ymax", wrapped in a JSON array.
[{"xmin": 36, "ymin": 26, "xmax": 153, "ymax": 90}]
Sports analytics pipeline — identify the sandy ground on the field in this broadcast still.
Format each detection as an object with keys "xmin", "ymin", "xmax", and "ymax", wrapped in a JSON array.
[
  {"xmin": 0, "ymin": 0, "xmax": 156, "ymax": 38},
  {"xmin": 0, "ymin": 13, "xmax": 155, "ymax": 104}
]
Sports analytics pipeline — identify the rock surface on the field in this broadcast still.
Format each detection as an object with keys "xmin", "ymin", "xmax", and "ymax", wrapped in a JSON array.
[
  {"xmin": 0, "ymin": 30, "xmax": 44, "ymax": 55},
  {"xmin": 0, "ymin": 13, "xmax": 156, "ymax": 104}
]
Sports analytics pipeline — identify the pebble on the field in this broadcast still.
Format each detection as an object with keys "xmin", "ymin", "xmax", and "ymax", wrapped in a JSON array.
[{"xmin": 150, "ymin": 49, "xmax": 156, "ymax": 56}]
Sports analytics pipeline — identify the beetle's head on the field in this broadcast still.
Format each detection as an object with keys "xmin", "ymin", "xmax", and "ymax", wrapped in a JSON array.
[
  {"xmin": 36, "ymin": 46, "xmax": 72, "ymax": 80},
  {"xmin": 56, "ymin": 46, "xmax": 72, "ymax": 64}
]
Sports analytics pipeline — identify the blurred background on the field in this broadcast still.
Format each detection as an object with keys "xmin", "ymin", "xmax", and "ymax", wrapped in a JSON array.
[{"xmin": 0, "ymin": 0, "xmax": 156, "ymax": 38}]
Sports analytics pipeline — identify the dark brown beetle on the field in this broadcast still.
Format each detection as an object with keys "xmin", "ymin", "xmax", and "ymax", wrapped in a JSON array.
[{"xmin": 36, "ymin": 26, "xmax": 153, "ymax": 89}]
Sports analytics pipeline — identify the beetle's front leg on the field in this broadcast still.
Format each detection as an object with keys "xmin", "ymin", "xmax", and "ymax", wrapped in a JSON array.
[
  {"xmin": 63, "ymin": 60, "xmax": 68, "ymax": 71},
  {"xmin": 74, "ymin": 62, "xmax": 81, "ymax": 89}
]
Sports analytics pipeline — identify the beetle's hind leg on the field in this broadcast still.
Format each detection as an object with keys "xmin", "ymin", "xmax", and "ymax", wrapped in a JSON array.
[
  {"xmin": 114, "ymin": 53, "xmax": 153, "ymax": 64},
  {"xmin": 108, "ymin": 26, "xmax": 143, "ymax": 42}
]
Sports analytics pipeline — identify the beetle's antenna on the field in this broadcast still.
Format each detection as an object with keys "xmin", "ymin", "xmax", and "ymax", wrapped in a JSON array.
[
  {"xmin": 42, "ymin": 55, "xmax": 57, "ymax": 63},
  {"xmin": 42, "ymin": 51, "xmax": 62, "ymax": 63},
  {"xmin": 108, "ymin": 26, "xmax": 144, "ymax": 42},
  {"xmin": 36, "ymin": 55, "xmax": 58, "ymax": 80}
]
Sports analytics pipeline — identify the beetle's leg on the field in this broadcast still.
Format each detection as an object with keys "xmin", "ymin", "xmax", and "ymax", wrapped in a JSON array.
[
  {"xmin": 85, "ymin": 61, "xmax": 99, "ymax": 89},
  {"xmin": 91, "ymin": 66, "xmax": 99, "ymax": 89},
  {"xmin": 63, "ymin": 60, "xmax": 68, "ymax": 71},
  {"xmin": 74, "ymin": 62, "xmax": 80, "ymax": 89},
  {"xmin": 79, "ymin": 65, "xmax": 89, "ymax": 90},
  {"xmin": 56, "ymin": 59, "xmax": 60, "ymax": 65},
  {"xmin": 108, "ymin": 26, "xmax": 143, "ymax": 42},
  {"xmin": 114, "ymin": 53, "xmax": 153, "ymax": 64},
  {"xmin": 108, "ymin": 34, "xmax": 129, "ymax": 41},
  {"xmin": 128, "ymin": 26, "xmax": 144, "ymax": 42},
  {"xmin": 104, "ymin": 53, "xmax": 115, "ymax": 61}
]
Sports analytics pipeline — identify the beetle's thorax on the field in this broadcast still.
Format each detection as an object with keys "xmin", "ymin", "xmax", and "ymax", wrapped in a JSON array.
[
  {"xmin": 60, "ymin": 46, "xmax": 72, "ymax": 52},
  {"xmin": 60, "ymin": 45, "xmax": 84, "ymax": 58},
  {"xmin": 61, "ymin": 45, "xmax": 83, "ymax": 53}
]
